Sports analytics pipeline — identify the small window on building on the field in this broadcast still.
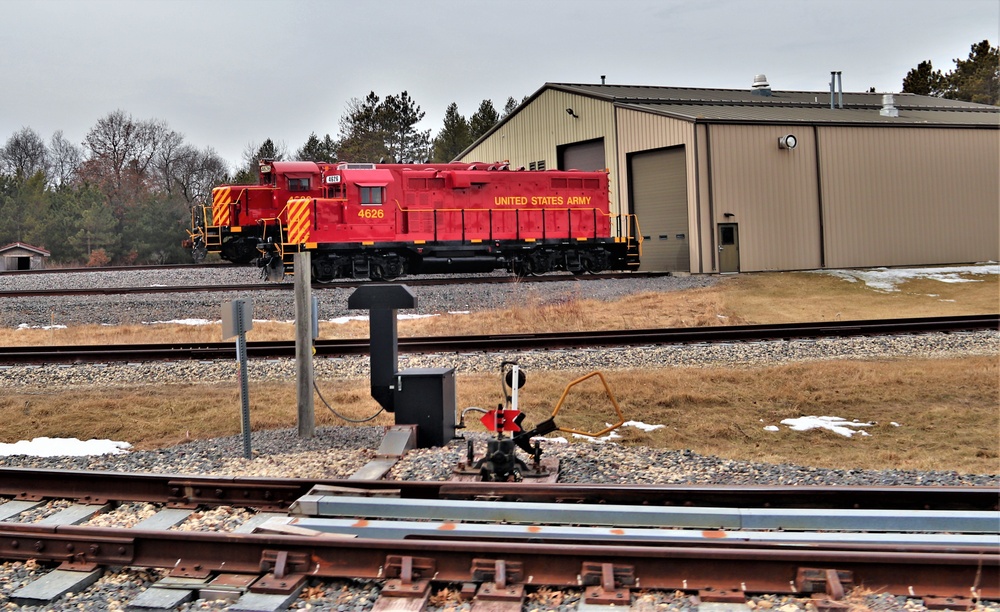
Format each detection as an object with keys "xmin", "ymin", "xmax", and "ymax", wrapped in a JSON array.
[
  {"xmin": 720, "ymin": 227, "xmax": 735, "ymax": 245},
  {"xmin": 360, "ymin": 186, "xmax": 384, "ymax": 205},
  {"xmin": 288, "ymin": 177, "xmax": 310, "ymax": 192},
  {"xmin": 675, "ymin": 234, "xmax": 686, "ymax": 240}
]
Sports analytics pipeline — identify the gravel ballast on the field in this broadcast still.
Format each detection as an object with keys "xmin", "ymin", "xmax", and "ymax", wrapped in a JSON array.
[{"xmin": 0, "ymin": 267, "xmax": 997, "ymax": 610}]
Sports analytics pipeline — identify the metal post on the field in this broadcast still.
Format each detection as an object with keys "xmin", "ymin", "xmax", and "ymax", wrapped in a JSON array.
[
  {"xmin": 232, "ymin": 301, "xmax": 252, "ymax": 459},
  {"xmin": 295, "ymin": 252, "xmax": 315, "ymax": 438}
]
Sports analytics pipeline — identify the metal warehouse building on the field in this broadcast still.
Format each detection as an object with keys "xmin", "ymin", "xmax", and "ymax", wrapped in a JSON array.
[{"xmin": 459, "ymin": 80, "xmax": 999, "ymax": 273}]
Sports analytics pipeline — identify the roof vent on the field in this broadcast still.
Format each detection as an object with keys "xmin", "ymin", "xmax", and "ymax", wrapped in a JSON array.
[
  {"xmin": 751, "ymin": 74, "xmax": 772, "ymax": 96},
  {"xmin": 880, "ymin": 93, "xmax": 899, "ymax": 117}
]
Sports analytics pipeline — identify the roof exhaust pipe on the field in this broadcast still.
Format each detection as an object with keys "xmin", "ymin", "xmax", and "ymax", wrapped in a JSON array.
[{"xmin": 830, "ymin": 71, "xmax": 843, "ymax": 109}]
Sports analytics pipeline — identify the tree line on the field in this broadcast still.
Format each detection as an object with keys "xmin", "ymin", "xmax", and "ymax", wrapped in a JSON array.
[
  {"xmin": 901, "ymin": 40, "xmax": 998, "ymax": 104},
  {"xmin": 1, "ymin": 39, "xmax": 995, "ymax": 267},
  {"xmin": 0, "ymin": 94, "xmax": 521, "ymax": 266}
]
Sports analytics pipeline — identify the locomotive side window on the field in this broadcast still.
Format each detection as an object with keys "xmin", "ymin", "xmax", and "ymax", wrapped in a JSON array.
[
  {"xmin": 326, "ymin": 184, "xmax": 345, "ymax": 198},
  {"xmin": 288, "ymin": 178, "xmax": 310, "ymax": 192},
  {"xmin": 360, "ymin": 186, "xmax": 384, "ymax": 205}
]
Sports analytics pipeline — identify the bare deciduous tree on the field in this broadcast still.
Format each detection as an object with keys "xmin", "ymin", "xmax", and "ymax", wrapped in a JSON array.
[
  {"xmin": 1, "ymin": 127, "xmax": 48, "ymax": 179},
  {"xmin": 48, "ymin": 130, "xmax": 82, "ymax": 188}
]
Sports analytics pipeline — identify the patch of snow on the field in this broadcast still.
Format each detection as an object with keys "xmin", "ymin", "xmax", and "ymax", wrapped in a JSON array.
[
  {"xmin": 779, "ymin": 416, "xmax": 874, "ymax": 438},
  {"xmin": 814, "ymin": 263, "xmax": 998, "ymax": 293},
  {"xmin": 0, "ymin": 437, "xmax": 131, "ymax": 457}
]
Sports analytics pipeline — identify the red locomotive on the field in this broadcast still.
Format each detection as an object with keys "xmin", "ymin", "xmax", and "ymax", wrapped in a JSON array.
[{"xmin": 188, "ymin": 160, "xmax": 641, "ymax": 282}]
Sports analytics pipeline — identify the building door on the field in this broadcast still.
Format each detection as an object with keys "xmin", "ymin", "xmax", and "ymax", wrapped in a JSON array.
[
  {"xmin": 718, "ymin": 223, "xmax": 740, "ymax": 273},
  {"xmin": 628, "ymin": 146, "xmax": 689, "ymax": 272},
  {"xmin": 557, "ymin": 138, "xmax": 605, "ymax": 171}
]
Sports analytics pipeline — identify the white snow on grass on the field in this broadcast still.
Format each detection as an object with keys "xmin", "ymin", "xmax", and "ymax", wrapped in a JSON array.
[
  {"xmin": 774, "ymin": 416, "xmax": 874, "ymax": 438},
  {"xmin": 16, "ymin": 323, "xmax": 68, "ymax": 330},
  {"xmin": 814, "ymin": 263, "xmax": 998, "ymax": 292},
  {"xmin": 0, "ymin": 437, "xmax": 131, "ymax": 457}
]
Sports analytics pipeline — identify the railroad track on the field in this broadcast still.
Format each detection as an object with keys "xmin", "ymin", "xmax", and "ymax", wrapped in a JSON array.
[
  {"xmin": 0, "ymin": 468, "xmax": 996, "ymax": 609},
  {"xmin": 0, "ymin": 262, "xmax": 241, "ymax": 276},
  {"xmin": 0, "ymin": 271, "xmax": 667, "ymax": 298},
  {"xmin": 1, "ymin": 315, "xmax": 996, "ymax": 365}
]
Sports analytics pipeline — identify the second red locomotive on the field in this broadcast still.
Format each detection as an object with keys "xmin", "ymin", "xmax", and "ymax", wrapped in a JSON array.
[{"xmin": 189, "ymin": 160, "xmax": 641, "ymax": 282}]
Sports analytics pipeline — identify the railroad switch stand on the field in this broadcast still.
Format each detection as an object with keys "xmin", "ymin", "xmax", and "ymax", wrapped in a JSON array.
[
  {"xmin": 456, "ymin": 362, "xmax": 558, "ymax": 482},
  {"xmin": 456, "ymin": 362, "xmax": 628, "ymax": 481}
]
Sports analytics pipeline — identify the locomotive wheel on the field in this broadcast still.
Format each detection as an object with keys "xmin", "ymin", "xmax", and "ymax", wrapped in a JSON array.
[
  {"xmin": 221, "ymin": 237, "xmax": 258, "ymax": 264},
  {"xmin": 191, "ymin": 240, "xmax": 207, "ymax": 264},
  {"xmin": 511, "ymin": 259, "xmax": 533, "ymax": 278},
  {"xmin": 368, "ymin": 254, "xmax": 405, "ymax": 280}
]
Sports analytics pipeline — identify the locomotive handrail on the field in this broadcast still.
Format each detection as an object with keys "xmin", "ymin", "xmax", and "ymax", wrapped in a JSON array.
[{"xmin": 391, "ymin": 202, "xmax": 634, "ymax": 244}]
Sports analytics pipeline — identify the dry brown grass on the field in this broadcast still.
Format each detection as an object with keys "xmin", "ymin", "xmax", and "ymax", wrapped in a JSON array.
[
  {"xmin": 1, "ymin": 356, "xmax": 996, "ymax": 474},
  {"xmin": 1, "ymin": 269, "xmax": 997, "ymax": 474},
  {"xmin": 3, "ymin": 269, "xmax": 996, "ymax": 346}
]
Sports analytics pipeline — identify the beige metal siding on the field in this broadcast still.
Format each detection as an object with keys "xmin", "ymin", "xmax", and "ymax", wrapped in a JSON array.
[
  {"xmin": 630, "ymin": 147, "xmax": 689, "ymax": 271},
  {"xmin": 708, "ymin": 124, "xmax": 822, "ymax": 271},
  {"xmin": 818, "ymin": 126, "xmax": 1000, "ymax": 268},
  {"xmin": 615, "ymin": 109, "xmax": 699, "ymax": 271},
  {"xmin": 461, "ymin": 90, "xmax": 620, "ymax": 212}
]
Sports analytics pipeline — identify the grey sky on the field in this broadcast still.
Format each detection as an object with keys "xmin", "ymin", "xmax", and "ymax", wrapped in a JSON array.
[{"xmin": 3, "ymin": 0, "xmax": 997, "ymax": 170}]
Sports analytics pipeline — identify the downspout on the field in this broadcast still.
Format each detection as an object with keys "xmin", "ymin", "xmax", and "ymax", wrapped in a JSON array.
[
  {"xmin": 613, "ymin": 104, "xmax": 622, "ymax": 219},
  {"xmin": 813, "ymin": 124, "xmax": 826, "ymax": 268},
  {"xmin": 693, "ymin": 121, "xmax": 704, "ymax": 273},
  {"xmin": 705, "ymin": 123, "xmax": 717, "ymax": 272}
]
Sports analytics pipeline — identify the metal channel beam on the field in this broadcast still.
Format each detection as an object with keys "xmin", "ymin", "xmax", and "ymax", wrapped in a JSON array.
[
  {"xmin": 290, "ymin": 495, "xmax": 1000, "ymax": 533},
  {"xmin": 257, "ymin": 516, "xmax": 999, "ymax": 548}
]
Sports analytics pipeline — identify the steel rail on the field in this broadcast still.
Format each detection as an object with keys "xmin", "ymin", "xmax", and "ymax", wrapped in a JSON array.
[
  {"xmin": 0, "ymin": 271, "xmax": 668, "ymax": 297},
  {"xmin": 0, "ymin": 522, "xmax": 995, "ymax": 599},
  {"xmin": 0, "ymin": 262, "xmax": 240, "ymax": 276},
  {"xmin": 1, "ymin": 315, "xmax": 996, "ymax": 365},
  {"xmin": 1, "ymin": 468, "xmax": 997, "ymax": 512}
]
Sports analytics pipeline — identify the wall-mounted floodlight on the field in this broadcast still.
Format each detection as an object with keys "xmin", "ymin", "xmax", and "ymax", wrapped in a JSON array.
[{"xmin": 778, "ymin": 134, "xmax": 797, "ymax": 150}]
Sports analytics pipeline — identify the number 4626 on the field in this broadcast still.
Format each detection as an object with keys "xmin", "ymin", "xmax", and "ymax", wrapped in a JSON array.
[{"xmin": 357, "ymin": 208, "xmax": 384, "ymax": 219}]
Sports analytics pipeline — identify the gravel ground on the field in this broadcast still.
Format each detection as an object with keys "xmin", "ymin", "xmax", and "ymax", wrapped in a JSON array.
[
  {"xmin": 0, "ymin": 267, "xmax": 718, "ymax": 327},
  {"xmin": 0, "ymin": 267, "xmax": 997, "ymax": 611}
]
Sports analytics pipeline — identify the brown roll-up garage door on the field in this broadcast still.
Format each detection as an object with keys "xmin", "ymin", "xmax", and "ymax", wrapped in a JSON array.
[
  {"xmin": 558, "ymin": 138, "xmax": 605, "ymax": 171},
  {"xmin": 629, "ymin": 146, "xmax": 689, "ymax": 272}
]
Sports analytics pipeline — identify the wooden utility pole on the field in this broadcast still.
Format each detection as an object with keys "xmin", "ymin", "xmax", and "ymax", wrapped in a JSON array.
[{"xmin": 295, "ymin": 252, "xmax": 315, "ymax": 438}]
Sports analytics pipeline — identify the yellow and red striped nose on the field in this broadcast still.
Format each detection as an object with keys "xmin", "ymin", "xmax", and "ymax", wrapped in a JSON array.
[
  {"xmin": 211, "ymin": 187, "xmax": 232, "ymax": 226},
  {"xmin": 286, "ymin": 197, "xmax": 312, "ymax": 245}
]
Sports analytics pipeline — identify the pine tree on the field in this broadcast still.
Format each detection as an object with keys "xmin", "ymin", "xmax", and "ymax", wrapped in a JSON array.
[
  {"xmin": 902, "ymin": 60, "xmax": 945, "ymax": 97},
  {"xmin": 469, "ymin": 99, "xmax": 500, "ymax": 140},
  {"xmin": 902, "ymin": 40, "xmax": 998, "ymax": 106},
  {"xmin": 336, "ymin": 92, "xmax": 389, "ymax": 163},
  {"xmin": 945, "ymin": 40, "xmax": 999, "ymax": 105},
  {"xmin": 382, "ymin": 91, "xmax": 431, "ymax": 163},
  {"xmin": 431, "ymin": 103, "xmax": 471, "ymax": 162},
  {"xmin": 296, "ymin": 132, "xmax": 338, "ymax": 162},
  {"xmin": 501, "ymin": 96, "xmax": 520, "ymax": 119}
]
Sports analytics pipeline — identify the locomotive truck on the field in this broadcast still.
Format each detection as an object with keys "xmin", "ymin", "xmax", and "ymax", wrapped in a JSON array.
[{"xmin": 187, "ymin": 160, "xmax": 641, "ymax": 282}]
